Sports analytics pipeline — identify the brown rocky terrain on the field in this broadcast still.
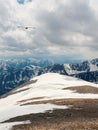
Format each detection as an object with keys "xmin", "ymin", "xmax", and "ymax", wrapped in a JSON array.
[{"xmin": 2, "ymin": 98, "xmax": 98, "ymax": 130}]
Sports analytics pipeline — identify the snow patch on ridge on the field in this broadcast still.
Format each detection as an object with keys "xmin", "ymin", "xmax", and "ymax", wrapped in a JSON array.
[{"xmin": 0, "ymin": 120, "xmax": 31, "ymax": 130}]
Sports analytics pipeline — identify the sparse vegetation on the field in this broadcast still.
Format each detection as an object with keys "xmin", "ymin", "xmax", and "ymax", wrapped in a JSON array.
[
  {"xmin": 64, "ymin": 85, "xmax": 98, "ymax": 94},
  {"xmin": 3, "ymin": 98, "xmax": 98, "ymax": 130}
]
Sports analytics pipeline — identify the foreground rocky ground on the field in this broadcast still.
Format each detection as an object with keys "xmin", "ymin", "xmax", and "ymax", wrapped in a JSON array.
[{"xmin": 3, "ymin": 98, "xmax": 98, "ymax": 130}]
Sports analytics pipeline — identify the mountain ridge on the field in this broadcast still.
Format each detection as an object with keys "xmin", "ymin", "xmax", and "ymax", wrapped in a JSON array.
[
  {"xmin": 0, "ymin": 72, "xmax": 98, "ymax": 130},
  {"xmin": 0, "ymin": 58, "xmax": 98, "ymax": 95}
]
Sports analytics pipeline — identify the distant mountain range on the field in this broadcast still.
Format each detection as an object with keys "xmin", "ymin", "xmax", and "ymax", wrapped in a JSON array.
[
  {"xmin": 0, "ymin": 58, "xmax": 53, "ymax": 95},
  {"xmin": 0, "ymin": 58, "xmax": 98, "ymax": 95},
  {"xmin": 47, "ymin": 59, "xmax": 98, "ymax": 83}
]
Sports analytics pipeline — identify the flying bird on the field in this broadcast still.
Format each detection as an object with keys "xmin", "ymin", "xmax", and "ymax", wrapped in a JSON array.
[{"xmin": 18, "ymin": 26, "xmax": 36, "ymax": 30}]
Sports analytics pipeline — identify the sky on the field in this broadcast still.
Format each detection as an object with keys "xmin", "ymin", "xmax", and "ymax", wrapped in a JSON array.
[{"xmin": 0, "ymin": 0, "xmax": 98, "ymax": 62}]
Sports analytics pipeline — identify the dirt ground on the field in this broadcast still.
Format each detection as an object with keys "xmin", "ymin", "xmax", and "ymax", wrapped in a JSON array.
[
  {"xmin": 2, "ymin": 98, "xmax": 98, "ymax": 130},
  {"xmin": 64, "ymin": 85, "xmax": 98, "ymax": 94}
]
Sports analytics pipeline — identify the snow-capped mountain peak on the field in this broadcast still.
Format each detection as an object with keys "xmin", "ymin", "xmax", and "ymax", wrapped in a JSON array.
[{"xmin": 64, "ymin": 59, "xmax": 98, "ymax": 75}]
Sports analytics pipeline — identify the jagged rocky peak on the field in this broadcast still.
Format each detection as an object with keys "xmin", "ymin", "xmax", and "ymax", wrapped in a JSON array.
[
  {"xmin": 90, "ymin": 58, "xmax": 98, "ymax": 66},
  {"xmin": 64, "ymin": 58, "xmax": 98, "ymax": 75}
]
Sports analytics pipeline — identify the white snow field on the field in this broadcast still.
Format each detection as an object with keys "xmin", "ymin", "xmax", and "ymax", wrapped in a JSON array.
[{"xmin": 0, "ymin": 73, "xmax": 98, "ymax": 130}]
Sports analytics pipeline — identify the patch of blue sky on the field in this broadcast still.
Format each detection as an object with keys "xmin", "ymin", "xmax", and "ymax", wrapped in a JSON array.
[
  {"xmin": 17, "ymin": 0, "xmax": 24, "ymax": 4},
  {"xmin": 17, "ymin": 0, "xmax": 32, "ymax": 4}
]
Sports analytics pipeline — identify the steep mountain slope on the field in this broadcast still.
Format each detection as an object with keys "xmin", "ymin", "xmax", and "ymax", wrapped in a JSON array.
[
  {"xmin": 0, "ymin": 73, "xmax": 98, "ymax": 130},
  {"xmin": 0, "ymin": 65, "xmax": 41, "ymax": 95}
]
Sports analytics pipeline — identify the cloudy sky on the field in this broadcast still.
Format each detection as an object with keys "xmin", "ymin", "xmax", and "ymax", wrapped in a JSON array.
[{"xmin": 0, "ymin": 0, "xmax": 98, "ymax": 61}]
